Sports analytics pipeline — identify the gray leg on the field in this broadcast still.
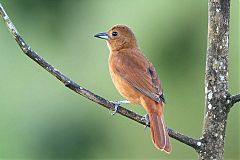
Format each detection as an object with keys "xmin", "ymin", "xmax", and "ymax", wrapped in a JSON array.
[{"xmin": 110, "ymin": 100, "xmax": 130, "ymax": 105}]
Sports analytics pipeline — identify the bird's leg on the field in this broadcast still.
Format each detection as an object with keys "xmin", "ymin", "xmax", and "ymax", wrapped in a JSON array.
[
  {"xmin": 141, "ymin": 114, "xmax": 150, "ymax": 129},
  {"xmin": 110, "ymin": 100, "xmax": 130, "ymax": 105},
  {"xmin": 110, "ymin": 100, "xmax": 130, "ymax": 115}
]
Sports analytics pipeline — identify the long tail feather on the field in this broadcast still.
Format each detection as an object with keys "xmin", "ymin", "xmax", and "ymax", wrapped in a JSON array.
[{"xmin": 148, "ymin": 103, "xmax": 171, "ymax": 153}]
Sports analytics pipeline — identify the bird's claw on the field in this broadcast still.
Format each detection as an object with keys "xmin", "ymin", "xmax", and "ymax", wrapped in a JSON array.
[
  {"xmin": 141, "ymin": 114, "xmax": 150, "ymax": 129},
  {"xmin": 111, "ymin": 104, "xmax": 119, "ymax": 116},
  {"xmin": 110, "ymin": 100, "xmax": 130, "ymax": 116}
]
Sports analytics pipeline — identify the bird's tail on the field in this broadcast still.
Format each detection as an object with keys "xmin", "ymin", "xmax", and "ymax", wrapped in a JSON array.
[{"xmin": 146, "ymin": 103, "xmax": 171, "ymax": 153}]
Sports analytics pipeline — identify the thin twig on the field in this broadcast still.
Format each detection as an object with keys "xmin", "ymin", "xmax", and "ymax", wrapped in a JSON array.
[
  {"xmin": 230, "ymin": 94, "xmax": 240, "ymax": 105},
  {"xmin": 0, "ymin": 3, "xmax": 201, "ymax": 150}
]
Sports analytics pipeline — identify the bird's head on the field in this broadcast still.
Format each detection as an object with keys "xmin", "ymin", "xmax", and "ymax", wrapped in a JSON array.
[{"xmin": 94, "ymin": 25, "xmax": 138, "ymax": 51}]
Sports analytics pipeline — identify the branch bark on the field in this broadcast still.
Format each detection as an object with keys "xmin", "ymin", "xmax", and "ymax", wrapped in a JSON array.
[
  {"xmin": 0, "ymin": 3, "xmax": 201, "ymax": 151},
  {"xmin": 200, "ymin": 0, "xmax": 231, "ymax": 159}
]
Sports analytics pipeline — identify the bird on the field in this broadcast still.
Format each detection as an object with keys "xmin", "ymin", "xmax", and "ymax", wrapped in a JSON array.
[{"xmin": 94, "ymin": 24, "xmax": 171, "ymax": 153}]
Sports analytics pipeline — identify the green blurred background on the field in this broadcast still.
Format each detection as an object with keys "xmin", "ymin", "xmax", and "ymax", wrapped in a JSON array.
[{"xmin": 0, "ymin": 0, "xmax": 239, "ymax": 159}]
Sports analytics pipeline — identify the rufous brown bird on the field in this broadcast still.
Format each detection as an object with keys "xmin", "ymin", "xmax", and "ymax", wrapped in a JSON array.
[{"xmin": 94, "ymin": 24, "xmax": 171, "ymax": 153}]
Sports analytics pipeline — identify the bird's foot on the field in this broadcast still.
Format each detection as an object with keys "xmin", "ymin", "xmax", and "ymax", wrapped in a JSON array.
[
  {"xmin": 110, "ymin": 100, "xmax": 130, "ymax": 115},
  {"xmin": 141, "ymin": 114, "xmax": 150, "ymax": 129},
  {"xmin": 111, "ymin": 104, "xmax": 119, "ymax": 116}
]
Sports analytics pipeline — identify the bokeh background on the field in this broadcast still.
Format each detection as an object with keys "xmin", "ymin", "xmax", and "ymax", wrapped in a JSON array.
[{"xmin": 0, "ymin": 0, "xmax": 239, "ymax": 159}]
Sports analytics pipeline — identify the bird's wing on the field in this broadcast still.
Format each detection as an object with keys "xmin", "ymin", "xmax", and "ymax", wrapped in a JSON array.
[{"xmin": 111, "ymin": 51, "xmax": 165, "ymax": 103}]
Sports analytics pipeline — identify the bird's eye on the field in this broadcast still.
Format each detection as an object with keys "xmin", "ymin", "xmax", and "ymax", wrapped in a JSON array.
[{"xmin": 112, "ymin": 31, "xmax": 118, "ymax": 36}]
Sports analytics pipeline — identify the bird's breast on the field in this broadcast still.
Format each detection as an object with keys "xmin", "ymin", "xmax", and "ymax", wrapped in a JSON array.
[{"xmin": 108, "ymin": 55, "xmax": 141, "ymax": 104}]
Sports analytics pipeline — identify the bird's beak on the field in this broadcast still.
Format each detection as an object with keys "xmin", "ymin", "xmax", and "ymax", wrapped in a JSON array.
[{"xmin": 94, "ymin": 32, "xmax": 109, "ymax": 40}]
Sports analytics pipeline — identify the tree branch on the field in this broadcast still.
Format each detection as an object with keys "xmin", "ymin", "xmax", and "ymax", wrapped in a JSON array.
[
  {"xmin": 230, "ymin": 94, "xmax": 240, "ymax": 105},
  {"xmin": 0, "ymin": 3, "xmax": 201, "ymax": 150}
]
